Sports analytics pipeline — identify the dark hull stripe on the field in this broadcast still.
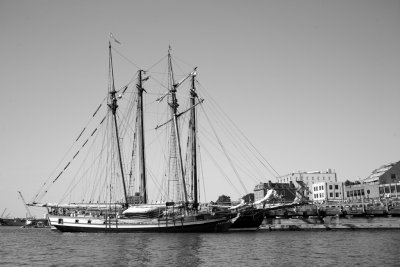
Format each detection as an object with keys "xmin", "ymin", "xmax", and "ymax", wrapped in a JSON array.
[{"xmin": 53, "ymin": 220, "xmax": 230, "ymax": 233}]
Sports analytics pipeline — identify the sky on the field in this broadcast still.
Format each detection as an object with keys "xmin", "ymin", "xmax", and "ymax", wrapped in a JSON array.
[{"xmin": 1, "ymin": 0, "xmax": 399, "ymax": 217}]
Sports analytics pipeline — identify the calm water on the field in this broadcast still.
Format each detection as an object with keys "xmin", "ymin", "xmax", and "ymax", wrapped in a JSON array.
[{"xmin": 1, "ymin": 227, "xmax": 399, "ymax": 266}]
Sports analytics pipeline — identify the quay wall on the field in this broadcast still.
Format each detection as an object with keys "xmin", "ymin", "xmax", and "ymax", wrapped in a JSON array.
[{"xmin": 260, "ymin": 216, "xmax": 400, "ymax": 230}]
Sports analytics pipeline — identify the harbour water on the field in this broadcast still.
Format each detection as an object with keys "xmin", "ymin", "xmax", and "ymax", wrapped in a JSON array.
[{"xmin": 1, "ymin": 227, "xmax": 399, "ymax": 266}]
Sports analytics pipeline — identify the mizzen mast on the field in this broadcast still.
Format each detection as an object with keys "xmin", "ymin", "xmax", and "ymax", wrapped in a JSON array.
[
  {"xmin": 137, "ymin": 70, "xmax": 148, "ymax": 204},
  {"xmin": 189, "ymin": 72, "xmax": 199, "ymax": 210}
]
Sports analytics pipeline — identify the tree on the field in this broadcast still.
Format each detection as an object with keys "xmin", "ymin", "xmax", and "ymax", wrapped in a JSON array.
[
  {"xmin": 344, "ymin": 180, "xmax": 361, "ymax": 186},
  {"xmin": 216, "ymin": 195, "xmax": 231, "ymax": 204}
]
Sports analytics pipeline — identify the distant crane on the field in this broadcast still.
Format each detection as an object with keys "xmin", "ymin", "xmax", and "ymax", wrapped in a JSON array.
[
  {"xmin": 17, "ymin": 191, "xmax": 33, "ymax": 218},
  {"xmin": 1, "ymin": 208, "xmax": 7, "ymax": 217}
]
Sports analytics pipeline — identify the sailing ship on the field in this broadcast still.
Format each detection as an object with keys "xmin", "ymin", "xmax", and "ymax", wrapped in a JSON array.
[
  {"xmin": 30, "ymin": 43, "xmax": 233, "ymax": 232},
  {"xmin": 0, "ymin": 217, "xmax": 26, "ymax": 227}
]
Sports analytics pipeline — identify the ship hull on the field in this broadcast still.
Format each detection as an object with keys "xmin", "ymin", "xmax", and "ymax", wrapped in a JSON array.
[
  {"xmin": 0, "ymin": 218, "xmax": 26, "ymax": 226},
  {"xmin": 48, "ymin": 215, "xmax": 231, "ymax": 233},
  {"xmin": 229, "ymin": 208, "xmax": 265, "ymax": 231}
]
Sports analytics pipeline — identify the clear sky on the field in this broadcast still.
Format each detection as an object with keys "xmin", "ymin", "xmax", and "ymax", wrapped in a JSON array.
[{"xmin": 1, "ymin": 0, "xmax": 399, "ymax": 217}]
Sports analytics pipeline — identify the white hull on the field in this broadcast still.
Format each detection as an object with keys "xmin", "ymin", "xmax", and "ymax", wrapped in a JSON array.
[{"xmin": 48, "ymin": 215, "xmax": 231, "ymax": 233}]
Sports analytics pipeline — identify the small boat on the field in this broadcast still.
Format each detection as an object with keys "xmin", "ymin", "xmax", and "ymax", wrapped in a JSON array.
[
  {"xmin": 343, "ymin": 203, "xmax": 365, "ymax": 216},
  {"xmin": 365, "ymin": 203, "xmax": 388, "ymax": 216},
  {"xmin": 388, "ymin": 202, "xmax": 400, "ymax": 216},
  {"xmin": 22, "ymin": 218, "xmax": 50, "ymax": 228},
  {"xmin": 317, "ymin": 205, "xmax": 343, "ymax": 217}
]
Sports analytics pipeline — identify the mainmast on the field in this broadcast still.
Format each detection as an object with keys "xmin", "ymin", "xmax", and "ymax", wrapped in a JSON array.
[
  {"xmin": 137, "ymin": 70, "xmax": 147, "ymax": 204},
  {"xmin": 168, "ymin": 48, "xmax": 189, "ymax": 204},
  {"xmin": 108, "ymin": 42, "xmax": 128, "ymax": 207},
  {"xmin": 189, "ymin": 73, "xmax": 199, "ymax": 210}
]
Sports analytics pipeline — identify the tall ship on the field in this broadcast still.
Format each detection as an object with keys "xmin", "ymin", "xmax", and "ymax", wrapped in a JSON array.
[
  {"xmin": 30, "ymin": 43, "xmax": 233, "ymax": 232},
  {"xmin": 30, "ymin": 39, "xmax": 278, "ymax": 232}
]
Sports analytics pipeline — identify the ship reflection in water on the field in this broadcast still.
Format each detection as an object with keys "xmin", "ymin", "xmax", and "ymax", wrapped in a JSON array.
[{"xmin": 1, "ymin": 227, "xmax": 400, "ymax": 266}]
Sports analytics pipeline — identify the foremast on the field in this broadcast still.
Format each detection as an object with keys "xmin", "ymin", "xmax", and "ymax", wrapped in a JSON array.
[{"xmin": 108, "ymin": 42, "xmax": 128, "ymax": 207}]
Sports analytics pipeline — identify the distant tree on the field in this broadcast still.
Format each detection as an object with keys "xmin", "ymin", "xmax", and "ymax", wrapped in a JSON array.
[
  {"xmin": 216, "ymin": 195, "xmax": 231, "ymax": 204},
  {"xmin": 242, "ymin": 193, "xmax": 254, "ymax": 203},
  {"xmin": 344, "ymin": 180, "xmax": 361, "ymax": 186}
]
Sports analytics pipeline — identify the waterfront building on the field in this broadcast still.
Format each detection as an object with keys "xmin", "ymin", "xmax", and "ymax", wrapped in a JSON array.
[
  {"xmin": 312, "ymin": 181, "xmax": 344, "ymax": 203},
  {"xmin": 344, "ymin": 182, "xmax": 380, "ymax": 202},
  {"xmin": 341, "ymin": 161, "xmax": 400, "ymax": 203},
  {"xmin": 254, "ymin": 181, "xmax": 296, "ymax": 203},
  {"xmin": 277, "ymin": 169, "xmax": 337, "ymax": 199},
  {"xmin": 379, "ymin": 183, "xmax": 400, "ymax": 199},
  {"xmin": 363, "ymin": 161, "xmax": 400, "ymax": 185},
  {"xmin": 363, "ymin": 161, "xmax": 400, "ymax": 201}
]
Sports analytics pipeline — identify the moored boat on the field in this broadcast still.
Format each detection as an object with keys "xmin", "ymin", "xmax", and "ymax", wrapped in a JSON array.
[{"xmin": 0, "ymin": 218, "xmax": 26, "ymax": 226}]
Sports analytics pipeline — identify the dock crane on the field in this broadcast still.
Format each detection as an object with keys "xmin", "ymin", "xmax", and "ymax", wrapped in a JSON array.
[
  {"xmin": 1, "ymin": 208, "xmax": 7, "ymax": 217},
  {"xmin": 17, "ymin": 191, "xmax": 33, "ymax": 218}
]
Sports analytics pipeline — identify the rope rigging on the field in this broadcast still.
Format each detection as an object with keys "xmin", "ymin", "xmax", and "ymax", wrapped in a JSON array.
[
  {"xmin": 32, "ymin": 45, "xmax": 281, "ymax": 208},
  {"xmin": 32, "ymin": 79, "xmax": 136, "ymax": 204}
]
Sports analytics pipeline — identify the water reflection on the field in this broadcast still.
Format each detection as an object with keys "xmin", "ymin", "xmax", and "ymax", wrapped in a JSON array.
[
  {"xmin": 145, "ymin": 233, "xmax": 202, "ymax": 266},
  {"xmin": 1, "ymin": 227, "xmax": 400, "ymax": 267},
  {"xmin": 76, "ymin": 233, "xmax": 203, "ymax": 266}
]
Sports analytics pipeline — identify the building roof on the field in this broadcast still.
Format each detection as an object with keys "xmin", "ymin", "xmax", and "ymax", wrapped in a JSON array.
[
  {"xmin": 281, "ymin": 169, "xmax": 336, "ymax": 176},
  {"xmin": 364, "ymin": 161, "xmax": 399, "ymax": 183}
]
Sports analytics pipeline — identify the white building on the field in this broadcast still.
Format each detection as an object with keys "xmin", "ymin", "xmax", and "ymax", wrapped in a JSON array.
[
  {"xmin": 277, "ymin": 169, "xmax": 337, "ymax": 198},
  {"xmin": 312, "ymin": 181, "xmax": 345, "ymax": 203}
]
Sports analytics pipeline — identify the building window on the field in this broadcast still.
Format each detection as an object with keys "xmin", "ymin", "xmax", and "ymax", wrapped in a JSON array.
[
  {"xmin": 391, "ymin": 174, "xmax": 396, "ymax": 180},
  {"xmin": 347, "ymin": 192, "xmax": 350, "ymax": 197},
  {"xmin": 335, "ymin": 185, "xmax": 339, "ymax": 190},
  {"xmin": 330, "ymin": 193, "xmax": 333, "ymax": 197},
  {"xmin": 329, "ymin": 185, "xmax": 333, "ymax": 190},
  {"xmin": 335, "ymin": 193, "xmax": 339, "ymax": 198}
]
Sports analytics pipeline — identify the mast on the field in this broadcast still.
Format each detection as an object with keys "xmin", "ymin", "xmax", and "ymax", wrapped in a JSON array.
[
  {"xmin": 190, "ymin": 72, "xmax": 199, "ymax": 210},
  {"xmin": 108, "ymin": 42, "xmax": 129, "ymax": 207},
  {"xmin": 137, "ymin": 70, "xmax": 147, "ymax": 204},
  {"xmin": 168, "ymin": 48, "xmax": 189, "ymax": 204}
]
